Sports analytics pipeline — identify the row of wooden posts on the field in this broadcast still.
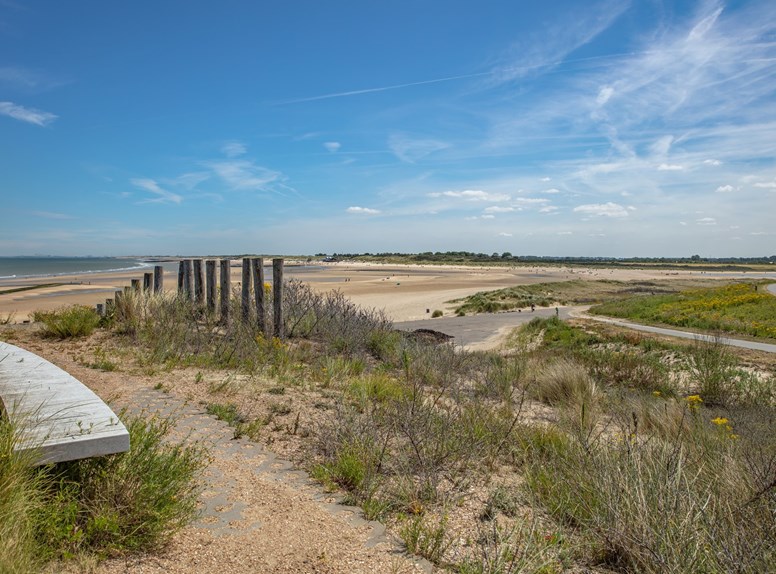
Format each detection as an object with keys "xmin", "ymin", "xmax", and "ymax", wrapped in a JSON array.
[{"xmin": 95, "ymin": 258, "xmax": 286, "ymax": 338}]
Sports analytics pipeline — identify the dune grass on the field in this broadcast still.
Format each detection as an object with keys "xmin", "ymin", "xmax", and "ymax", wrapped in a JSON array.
[{"xmin": 0, "ymin": 413, "xmax": 206, "ymax": 571}]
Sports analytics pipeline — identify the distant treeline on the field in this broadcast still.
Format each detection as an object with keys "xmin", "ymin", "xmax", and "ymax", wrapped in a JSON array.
[{"xmin": 314, "ymin": 251, "xmax": 776, "ymax": 269}]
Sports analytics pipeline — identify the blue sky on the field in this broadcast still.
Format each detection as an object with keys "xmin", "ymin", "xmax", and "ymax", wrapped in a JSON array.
[{"xmin": 1, "ymin": 0, "xmax": 774, "ymax": 257}]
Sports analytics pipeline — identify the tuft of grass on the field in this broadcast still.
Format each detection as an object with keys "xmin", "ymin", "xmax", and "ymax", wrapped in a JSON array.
[
  {"xmin": 399, "ymin": 513, "xmax": 451, "ymax": 565},
  {"xmin": 431, "ymin": 309, "xmax": 444, "ymax": 318},
  {"xmin": 205, "ymin": 402, "xmax": 245, "ymax": 426},
  {"xmin": 0, "ymin": 418, "xmax": 43, "ymax": 574},
  {"xmin": 32, "ymin": 306, "xmax": 100, "ymax": 338},
  {"xmin": 34, "ymin": 414, "xmax": 207, "ymax": 559},
  {"xmin": 530, "ymin": 357, "xmax": 597, "ymax": 408}
]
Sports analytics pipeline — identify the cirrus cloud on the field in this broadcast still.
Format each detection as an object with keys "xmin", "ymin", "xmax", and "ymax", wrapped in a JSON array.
[{"xmin": 0, "ymin": 101, "xmax": 57, "ymax": 126}]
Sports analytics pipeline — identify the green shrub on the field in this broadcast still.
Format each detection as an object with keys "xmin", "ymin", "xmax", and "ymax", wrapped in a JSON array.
[
  {"xmin": 35, "ymin": 414, "xmax": 207, "ymax": 559},
  {"xmin": 399, "ymin": 513, "xmax": 451, "ymax": 565},
  {"xmin": 32, "ymin": 306, "xmax": 100, "ymax": 338},
  {"xmin": 431, "ymin": 309, "xmax": 444, "ymax": 318}
]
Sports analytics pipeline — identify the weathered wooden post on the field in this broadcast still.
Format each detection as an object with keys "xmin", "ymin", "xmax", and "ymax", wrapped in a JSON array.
[
  {"xmin": 193, "ymin": 259, "xmax": 205, "ymax": 306},
  {"xmin": 251, "ymin": 258, "xmax": 265, "ymax": 333},
  {"xmin": 183, "ymin": 259, "xmax": 194, "ymax": 301},
  {"xmin": 96, "ymin": 303, "xmax": 104, "ymax": 316},
  {"xmin": 241, "ymin": 259, "xmax": 251, "ymax": 322},
  {"xmin": 220, "ymin": 259, "xmax": 231, "ymax": 323},
  {"xmin": 206, "ymin": 260, "xmax": 217, "ymax": 313},
  {"xmin": 143, "ymin": 272, "xmax": 153, "ymax": 292},
  {"xmin": 154, "ymin": 265, "xmax": 164, "ymax": 294},
  {"xmin": 273, "ymin": 258, "xmax": 284, "ymax": 339},
  {"xmin": 177, "ymin": 261, "xmax": 184, "ymax": 293},
  {"xmin": 131, "ymin": 279, "xmax": 141, "ymax": 292}
]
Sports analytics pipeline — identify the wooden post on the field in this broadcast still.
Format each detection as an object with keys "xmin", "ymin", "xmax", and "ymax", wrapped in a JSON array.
[
  {"xmin": 273, "ymin": 258, "xmax": 284, "ymax": 339},
  {"xmin": 154, "ymin": 265, "xmax": 164, "ymax": 294},
  {"xmin": 220, "ymin": 259, "xmax": 231, "ymax": 323},
  {"xmin": 241, "ymin": 258, "xmax": 251, "ymax": 322},
  {"xmin": 206, "ymin": 260, "xmax": 216, "ymax": 313},
  {"xmin": 251, "ymin": 258, "xmax": 265, "ymax": 334},
  {"xmin": 183, "ymin": 259, "xmax": 193, "ymax": 301},
  {"xmin": 193, "ymin": 259, "xmax": 205, "ymax": 306},
  {"xmin": 177, "ymin": 261, "xmax": 184, "ymax": 293},
  {"xmin": 96, "ymin": 303, "xmax": 104, "ymax": 316},
  {"xmin": 143, "ymin": 272, "xmax": 153, "ymax": 292},
  {"xmin": 131, "ymin": 279, "xmax": 141, "ymax": 292}
]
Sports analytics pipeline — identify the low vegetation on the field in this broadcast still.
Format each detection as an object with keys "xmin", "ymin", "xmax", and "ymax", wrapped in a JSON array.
[
  {"xmin": 592, "ymin": 281, "xmax": 776, "ymax": 340},
  {"xmin": 31, "ymin": 305, "xmax": 101, "ymax": 338},
  {"xmin": 450, "ymin": 279, "xmax": 731, "ymax": 315},
  {"xmin": 0, "ymin": 413, "xmax": 206, "ymax": 572},
  {"xmin": 5, "ymin": 277, "xmax": 775, "ymax": 571}
]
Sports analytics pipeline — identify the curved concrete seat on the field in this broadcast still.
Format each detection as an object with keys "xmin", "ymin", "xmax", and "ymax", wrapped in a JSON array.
[{"xmin": 0, "ymin": 341, "xmax": 129, "ymax": 465}]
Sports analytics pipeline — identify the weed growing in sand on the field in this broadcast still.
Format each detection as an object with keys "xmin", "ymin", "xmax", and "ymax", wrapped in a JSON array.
[{"xmin": 32, "ymin": 306, "xmax": 100, "ymax": 338}]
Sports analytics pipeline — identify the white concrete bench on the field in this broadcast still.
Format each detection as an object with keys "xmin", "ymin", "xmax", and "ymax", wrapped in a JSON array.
[{"xmin": 0, "ymin": 340, "xmax": 129, "ymax": 465}]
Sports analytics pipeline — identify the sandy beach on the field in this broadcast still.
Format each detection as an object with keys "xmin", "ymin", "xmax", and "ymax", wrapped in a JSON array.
[{"xmin": 3, "ymin": 259, "xmax": 766, "ymax": 324}]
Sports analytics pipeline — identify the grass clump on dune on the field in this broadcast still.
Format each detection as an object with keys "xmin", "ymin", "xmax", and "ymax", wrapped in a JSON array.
[{"xmin": 32, "ymin": 305, "xmax": 101, "ymax": 338}]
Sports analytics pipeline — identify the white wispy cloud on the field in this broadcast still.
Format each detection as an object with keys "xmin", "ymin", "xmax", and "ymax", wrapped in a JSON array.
[
  {"xmin": 428, "ymin": 190, "xmax": 510, "ymax": 202},
  {"xmin": 324, "ymin": 141, "xmax": 341, "ymax": 153},
  {"xmin": 696, "ymin": 217, "xmax": 717, "ymax": 225},
  {"xmin": 753, "ymin": 180, "xmax": 776, "ymax": 189},
  {"xmin": 498, "ymin": 232, "xmax": 513, "ymax": 237},
  {"xmin": 206, "ymin": 160, "xmax": 286, "ymax": 193},
  {"xmin": 131, "ymin": 178, "xmax": 183, "ymax": 204},
  {"xmin": 541, "ymin": 188, "xmax": 561, "ymax": 194},
  {"xmin": 346, "ymin": 206, "xmax": 381, "ymax": 215},
  {"xmin": 540, "ymin": 206, "xmax": 559, "ymax": 213},
  {"xmin": 657, "ymin": 163, "xmax": 684, "ymax": 171},
  {"xmin": 389, "ymin": 134, "xmax": 450, "ymax": 163},
  {"xmin": 704, "ymin": 159, "xmax": 722, "ymax": 166},
  {"xmin": 715, "ymin": 184, "xmax": 737, "ymax": 193},
  {"xmin": 222, "ymin": 141, "xmax": 247, "ymax": 158},
  {"xmin": 573, "ymin": 202, "xmax": 629, "ymax": 217},
  {"xmin": 0, "ymin": 101, "xmax": 57, "ymax": 126}
]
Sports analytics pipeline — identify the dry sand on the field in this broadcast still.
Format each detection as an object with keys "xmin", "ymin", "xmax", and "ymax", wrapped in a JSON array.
[{"xmin": 0, "ymin": 260, "xmax": 728, "ymax": 324}]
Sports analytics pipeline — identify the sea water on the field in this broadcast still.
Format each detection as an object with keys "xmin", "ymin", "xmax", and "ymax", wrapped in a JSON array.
[{"xmin": 0, "ymin": 257, "xmax": 150, "ymax": 279}]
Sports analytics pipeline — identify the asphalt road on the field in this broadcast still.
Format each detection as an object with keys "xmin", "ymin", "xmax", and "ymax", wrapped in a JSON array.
[{"xmin": 394, "ymin": 306, "xmax": 572, "ymax": 349}]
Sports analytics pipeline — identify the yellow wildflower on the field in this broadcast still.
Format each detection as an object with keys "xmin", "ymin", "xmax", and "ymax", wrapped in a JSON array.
[
  {"xmin": 685, "ymin": 395, "xmax": 703, "ymax": 405},
  {"xmin": 711, "ymin": 417, "xmax": 729, "ymax": 426},
  {"xmin": 652, "ymin": 390, "xmax": 662, "ymax": 397}
]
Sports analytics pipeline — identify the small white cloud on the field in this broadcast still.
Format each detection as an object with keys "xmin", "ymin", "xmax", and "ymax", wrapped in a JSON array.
[
  {"xmin": 541, "ymin": 188, "xmax": 560, "ymax": 194},
  {"xmin": 750, "ymin": 231, "xmax": 775, "ymax": 236},
  {"xmin": 221, "ymin": 141, "xmax": 247, "ymax": 158},
  {"xmin": 0, "ymin": 101, "xmax": 57, "ymax": 126},
  {"xmin": 696, "ymin": 217, "xmax": 717, "ymax": 226},
  {"xmin": 539, "ymin": 206, "xmax": 558, "ymax": 213},
  {"xmin": 481, "ymin": 214, "xmax": 496, "ymax": 219},
  {"xmin": 428, "ymin": 190, "xmax": 510, "ymax": 202},
  {"xmin": 540, "ymin": 177, "xmax": 551, "ymax": 182},
  {"xmin": 557, "ymin": 231, "xmax": 573, "ymax": 235},
  {"xmin": 679, "ymin": 221, "xmax": 687, "ymax": 226},
  {"xmin": 573, "ymin": 202, "xmax": 628, "ymax": 218},
  {"xmin": 658, "ymin": 163, "xmax": 684, "ymax": 171},
  {"xmin": 498, "ymin": 232, "xmax": 513, "ymax": 237},
  {"xmin": 715, "ymin": 184, "xmax": 737, "ymax": 193},
  {"xmin": 346, "ymin": 206, "xmax": 380, "ymax": 215},
  {"xmin": 589, "ymin": 233, "xmax": 606, "ymax": 237},
  {"xmin": 484, "ymin": 206, "xmax": 515, "ymax": 213},
  {"xmin": 730, "ymin": 225, "xmax": 740, "ymax": 229},
  {"xmin": 131, "ymin": 178, "xmax": 183, "ymax": 205},
  {"xmin": 324, "ymin": 141, "xmax": 341, "ymax": 153},
  {"xmin": 627, "ymin": 206, "xmax": 636, "ymax": 211},
  {"xmin": 703, "ymin": 159, "xmax": 722, "ymax": 166},
  {"xmin": 596, "ymin": 85, "xmax": 614, "ymax": 105},
  {"xmin": 754, "ymin": 180, "xmax": 776, "ymax": 189}
]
